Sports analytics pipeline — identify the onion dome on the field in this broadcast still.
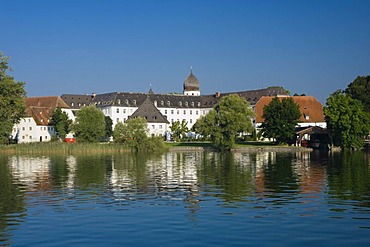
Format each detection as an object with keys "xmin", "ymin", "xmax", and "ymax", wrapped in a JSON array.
[{"xmin": 183, "ymin": 68, "xmax": 200, "ymax": 92}]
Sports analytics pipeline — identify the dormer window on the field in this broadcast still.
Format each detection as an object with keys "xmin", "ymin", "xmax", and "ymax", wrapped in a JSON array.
[
  {"xmin": 304, "ymin": 113, "xmax": 310, "ymax": 120},
  {"xmin": 179, "ymin": 101, "xmax": 182, "ymax": 106},
  {"xmin": 161, "ymin": 100, "xmax": 164, "ymax": 106},
  {"xmin": 125, "ymin": 99, "xmax": 129, "ymax": 104},
  {"xmin": 185, "ymin": 102, "xmax": 188, "ymax": 106},
  {"xmin": 167, "ymin": 101, "xmax": 170, "ymax": 106},
  {"xmin": 191, "ymin": 102, "xmax": 194, "ymax": 107},
  {"xmin": 133, "ymin": 100, "xmax": 136, "ymax": 105}
]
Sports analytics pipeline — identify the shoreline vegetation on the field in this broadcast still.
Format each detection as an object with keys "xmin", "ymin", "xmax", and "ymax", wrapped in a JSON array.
[{"xmin": 0, "ymin": 141, "xmax": 316, "ymax": 155}]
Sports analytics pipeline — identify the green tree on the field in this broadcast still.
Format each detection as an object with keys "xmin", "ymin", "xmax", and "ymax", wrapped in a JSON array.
[
  {"xmin": 193, "ymin": 94, "xmax": 255, "ymax": 150},
  {"xmin": 345, "ymin": 75, "xmax": 370, "ymax": 112},
  {"xmin": 0, "ymin": 52, "xmax": 27, "ymax": 144},
  {"xmin": 51, "ymin": 107, "xmax": 72, "ymax": 140},
  {"xmin": 169, "ymin": 120, "xmax": 189, "ymax": 141},
  {"xmin": 260, "ymin": 97, "xmax": 301, "ymax": 144},
  {"xmin": 324, "ymin": 90, "xmax": 370, "ymax": 149},
  {"xmin": 72, "ymin": 105, "xmax": 106, "ymax": 142},
  {"xmin": 104, "ymin": 116, "xmax": 113, "ymax": 139},
  {"xmin": 113, "ymin": 117, "xmax": 148, "ymax": 150}
]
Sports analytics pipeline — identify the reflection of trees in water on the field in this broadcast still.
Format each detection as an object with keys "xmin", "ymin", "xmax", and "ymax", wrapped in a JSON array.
[
  {"xmin": 0, "ymin": 155, "xmax": 26, "ymax": 246},
  {"xmin": 198, "ymin": 151, "xmax": 255, "ymax": 203},
  {"xmin": 327, "ymin": 151, "xmax": 370, "ymax": 207}
]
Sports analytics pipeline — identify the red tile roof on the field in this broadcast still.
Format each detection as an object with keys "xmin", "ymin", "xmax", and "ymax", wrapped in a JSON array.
[
  {"xmin": 24, "ymin": 96, "xmax": 70, "ymax": 126},
  {"xmin": 255, "ymin": 96, "xmax": 325, "ymax": 124}
]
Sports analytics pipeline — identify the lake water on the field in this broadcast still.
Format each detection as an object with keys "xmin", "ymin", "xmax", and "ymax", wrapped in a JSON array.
[{"xmin": 0, "ymin": 150, "xmax": 370, "ymax": 246}]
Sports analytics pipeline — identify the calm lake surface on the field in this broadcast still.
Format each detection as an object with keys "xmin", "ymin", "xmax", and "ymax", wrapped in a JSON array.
[{"xmin": 1, "ymin": 150, "xmax": 370, "ymax": 246}]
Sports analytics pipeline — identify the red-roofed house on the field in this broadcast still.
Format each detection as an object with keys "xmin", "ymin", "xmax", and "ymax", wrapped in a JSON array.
[
  {"xmin": 254, "ymin": 96, "xmax": 326, "ymax": 128},
  {"xmin": 12, "ymin": 96, "xmax": 74, "ymax": 143}
]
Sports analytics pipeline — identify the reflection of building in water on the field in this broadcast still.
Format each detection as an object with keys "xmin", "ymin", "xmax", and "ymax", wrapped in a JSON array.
[
  {"xmin": 66, "ymin": 155, "xmax": 77, "ymax": 190},
  {"xmin": 109, "ymin": 152, "xmax": 201, "ymax": 216},
  {"xmin": 295, "ymin": 152, "xmax": 326, "ymax": 195},
  {"xmin": 10, "ymin": 156, "xmax": 52, "ymax": 191},
  {"xmin": 253, "ymin": 151, "xmax": 326, "ymax": 198}
]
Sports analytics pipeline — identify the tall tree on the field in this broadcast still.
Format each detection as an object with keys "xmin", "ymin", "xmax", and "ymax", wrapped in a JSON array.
[
  {"xmin": 51, "ymin": 107, "xmax": 72, "ymax": 140},
  {"xmin": 72, "ymin": 105, "xmax": 106, "ymax": 142},
  {"xmin": 169, "ymin": 120, "xmax": 189, "ymax": 140},
  {"xmin": 104, "ymin": 116, "xmax": 113, "ymax": 139},
  {"xmin": 324, "ymin": 90, "xmax": 370, "ymax": 149},
  {"xmin": 260, "ymin": 97, "xmax": 301, "ymax": 144},
  {"xmin": 113, "ymin": 117, "xmax": 148, "ymax": 150},
  {"xmin": 193, "ymin": 94, "xmax": 255, "ymax": 150},
  {"xmin": 345, "ymin": 75, "xmax": 370, "ymax": 112},
  {"xmin": 0, "ymin": 52, "xmax": 27, "ymax": 144}
]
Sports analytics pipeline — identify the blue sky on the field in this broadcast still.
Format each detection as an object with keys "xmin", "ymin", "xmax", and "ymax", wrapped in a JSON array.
[{"xmin": 1, "ymin": 0, "xmax": 370, "ymax": 104}]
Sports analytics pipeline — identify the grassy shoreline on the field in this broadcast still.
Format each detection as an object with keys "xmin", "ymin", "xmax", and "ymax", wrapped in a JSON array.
[{"xmin": 0, "ymin": 141, "xmax": 311, "ymax": 155}]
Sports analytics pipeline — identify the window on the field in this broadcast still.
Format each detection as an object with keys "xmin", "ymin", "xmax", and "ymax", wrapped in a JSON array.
[
  {"xmin": 22, "ymin": 127, "xmax": 25, "ymax": 131},
  {"xmin": 177, "ymin": 110, "xmax": 179, "ymax": 114},
  {"xmin": 29, "ymin": 136, "xmax": 32, "ymax": 139},
  {"xmin": 152, "ymin": 125, "xmax": 155, "ymax": 129},
  {"xmin": 196, "ymin": 111, "xmax": 199, "ymax": 115},
  {"xmin": 165, "ymin": 110, "xmax": 167, "ymax": 114},
  {"xmin": 117, "ymin": 118, "xmax": 119, "ymax": 123},
  {"xmin": 183, "ymin": 110, "xmax": 186, "ymax": 114},
  {"xmin": 171, "ymin": 110, "xmax": 174, "ymax": 114},
  {"xmin": 116, "ymin": 109, "xmax": 119, "ymax": 113},
  {"xmin": 159, "ymin": 125, "xmax": 162, "ymax": 129},
  {"xmin": 71, "ymin": 102, "xmax": 74, "ymax": 107},
  {"xmin": 22, "ymin": 136, "xmax": 25, "ymax": 139},
  {"xmin": 45, "ymin": 136, "xmax": 48, "ymax": 140},
  {"xmin": 29, "ymin": 127, "xmax": 32, "ymax": 131},
  {"xmin": 123, "ymin": 109, "xmax": 126, "ymax": 114},
  {"xmin": 190, "ymin": 110, "xmax": 192, "ymax": 115},
  {"xmin": 190, "ymin": 119, "xmax": 192, "ymax": 123}
]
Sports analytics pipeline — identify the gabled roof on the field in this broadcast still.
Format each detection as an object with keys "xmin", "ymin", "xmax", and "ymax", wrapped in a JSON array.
[
  {"xmin": 61, "ymin": 94, "xmax": 94, "ymax": 109},
  {"xmin": 129, "ymin": 97, "xmax": 169, "ymax": 124},
  {"xmin": 201, "ymin": 86, "xmax": 289, "ymax": 107},
  {"xmin": 24, "ymin": 96, "xmax": 70, "ymax": 126},
  {"xmin": 255, "ymin": 96, "xmax": 325, "ymax": 124},
  {"xmin": 26, "ymin": 96, "xmax": 70, "ymax": 109}
]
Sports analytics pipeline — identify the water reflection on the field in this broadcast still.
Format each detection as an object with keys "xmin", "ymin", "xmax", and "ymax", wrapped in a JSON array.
[{"xmin": 1, "ymin": 150, "xmax": 370, "ymax": 245}]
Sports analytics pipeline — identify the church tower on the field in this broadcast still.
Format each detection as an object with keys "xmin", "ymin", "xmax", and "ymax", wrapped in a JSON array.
[{"xmin": 183, "ymin": 67, "xmax": 200, "ymax": 96}]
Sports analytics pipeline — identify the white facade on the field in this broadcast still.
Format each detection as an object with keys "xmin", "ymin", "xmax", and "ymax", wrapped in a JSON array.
[{"xmin": 12, "ymin": 117, "xmax": 56, "ymax": 143}]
